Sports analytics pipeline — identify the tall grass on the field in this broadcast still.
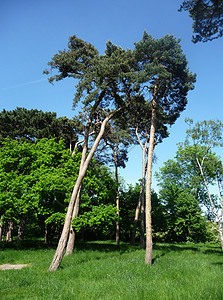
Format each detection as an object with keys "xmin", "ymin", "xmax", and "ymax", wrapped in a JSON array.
[{"xmin": 0, "ymin": 240, "xmax": 222, "ymax": 299}]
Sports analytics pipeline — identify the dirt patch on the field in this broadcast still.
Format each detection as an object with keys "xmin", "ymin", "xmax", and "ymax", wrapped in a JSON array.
[{"xmin": 0, "ymin": 263, "xmax": 30, "ymax": 270}]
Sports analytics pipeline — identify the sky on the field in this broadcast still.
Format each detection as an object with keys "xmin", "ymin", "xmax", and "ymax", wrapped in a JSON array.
[{"xmin": 1, "ymin": 0, "xmax": 223, "ymax": 189}]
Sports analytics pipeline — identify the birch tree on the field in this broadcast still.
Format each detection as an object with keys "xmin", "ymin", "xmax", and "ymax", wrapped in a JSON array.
[{"xmin": 185, "ymin": 118, "xmax": 223, "ymax": 250}]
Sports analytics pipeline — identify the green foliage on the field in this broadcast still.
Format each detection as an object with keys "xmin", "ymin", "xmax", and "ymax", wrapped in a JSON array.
[
  {"xmin": 0, "ymin": 138, "xmax": 117, "ymax": 240},
  {"xmin": 72, "ymin": 204, "xmax": 118, "ymax": 235},
  {"xmin": 0, "ymin": 107, "xmax": 78, "ymax": 149},
  {"xmin": 179, "ymin": 0, "xmax": 223, "ymax": 42},
  {"xmin": 156, "ymin": 143, "xmax": 222, "ymax": 217},
  {"xmin": 119, "ymin": 183, "xmax": 164, "ymax": 242}
]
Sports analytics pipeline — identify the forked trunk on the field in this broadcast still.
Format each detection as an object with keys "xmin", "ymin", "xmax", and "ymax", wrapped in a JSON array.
[
  {"xmin": 48, "ymin": 110, "xmax": 121, "ymax": 271},
  {"xmin": 65, "ymin": 122, "xmax": 90, "ymax": 256},
  {"xmin": 145, "ymin": 104, "xmax": 156, "ymax": 265}
]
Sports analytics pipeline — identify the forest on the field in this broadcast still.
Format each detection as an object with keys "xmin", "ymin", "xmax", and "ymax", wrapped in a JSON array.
[{"xmin": 1, "ymin": 1, "xmax": 223, "ymax": 297}]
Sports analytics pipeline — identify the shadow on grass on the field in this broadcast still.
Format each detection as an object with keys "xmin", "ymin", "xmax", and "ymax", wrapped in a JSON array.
[
  {"xmin": 74, "ymin": 241, "xmax": 138, "ymax": 254},
  {"xmin": 0, "ymin": 239, "xmax": 138, "ymax": 254},
  {"xmin": 0, "ymin": 239, "xmax": 54, "ymax": 251},
  {"xmin": 212, "ymin": 262, "xmax": 223, "ymax": 266},
  {"xmin": 204, "ymin": 249, "xmax": 223, "ymax": 255},
  {"xmin": 153, "ymin": 243, "xmax": 199, "ymax": 253}
]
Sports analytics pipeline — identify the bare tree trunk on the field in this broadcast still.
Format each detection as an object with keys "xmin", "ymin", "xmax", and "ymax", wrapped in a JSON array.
[
  {"xmin": 17, "ymin": 219, "xmax": 26, "ymax": 241},
  {"xmin": 131, "ymin": 127, "xmax": 148, "ymax": 246},
  {"xmin": 116, "ymin": 191, "xmax": 120, "ymax": 246},
  {"xmin": 6, "ymin": 221, "xmax": 13, "ymax": 243},
  {"xmin": 65, "ymin": 122, "xmax": 90, "ymax": 256},
  {"xmin": 145, "ymin": 101, "xmax": 156, "ymax": 265},
  {"xmin": 65, "ymin": 188, "xmax": 81, "ymax": 255},
  {"xmin": 218, "ymin": 220, "xmax": 223, "ymax": 250},
  {"xmin": 48, "ymin": 110, "xmax": 122, "ymax": 271},
  {"xmin": 140, "ymin": 188, "xmax": 145, "ymax": 249},
  {"xmin": 112, "ymin": 146, "xmax": 120, "ymax": 246}
]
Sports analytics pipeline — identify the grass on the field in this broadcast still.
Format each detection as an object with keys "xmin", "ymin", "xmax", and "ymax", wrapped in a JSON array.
[{"xmin": 0, "ymin": 240, "xmax": 222, "ymax": 299}]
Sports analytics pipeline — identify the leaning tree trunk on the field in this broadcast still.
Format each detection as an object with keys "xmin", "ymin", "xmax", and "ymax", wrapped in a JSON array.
[
  {"xmin": 65, "ymin": 131, "xmax": 88, "ymax": 256},
  {"xmin": 48, "ymin": 110, "xmax": 122, "ymax": 271},
  {"xmin": 145, "ymin": 102, "xmax": 156, "ymax": 265},
  {"xmin": 65, "ymin": 188, "xmax": 81, "ymax": 255}
]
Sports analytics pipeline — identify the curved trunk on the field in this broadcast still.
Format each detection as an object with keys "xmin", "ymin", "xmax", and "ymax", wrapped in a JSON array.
[{"xmin": 48, "ymin": 109, "xmax": 122, "ymax": 271}]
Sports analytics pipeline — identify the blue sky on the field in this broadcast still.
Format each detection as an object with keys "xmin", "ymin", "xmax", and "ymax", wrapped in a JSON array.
[{"xmin": 1, "ymin": 0, "xmax": 222, "ymax": 188}]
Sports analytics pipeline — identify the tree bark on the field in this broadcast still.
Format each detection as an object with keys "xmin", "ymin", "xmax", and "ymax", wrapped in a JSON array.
[
  {"xmin": 140, "ymin": 184, "xmax": 145, "ymax": 249},
  {"xmin": 6, "ymin": 221, "xmax": 13, "ymax": 243},
  {"xmin": 112, "ymin": 146, "xmax": 120, "ymax": 246},
  {"xmin": 48, "ymin": 109, "xmax": 123, "ymax": 271},
  {"xmin": 145, "ymin": 98, "xmax": 157, "ymax": 265},
  {"xmin": 131, "ymin": 142, "xmax": 147, "ymax": 246},
  {"xmin": 218, "ymin": 220, "xmax": 223, "ymax": 251},
  {"xmin": 65, "ymin": 118, "xmax": 90, "ymax": 256},
  {"xmin": 65, "ymin": 188, "xmax": 81, "ymax": 255},
  {"xmin": 131, "ymin": 127, "xmax": 147, "ymax": 246}
]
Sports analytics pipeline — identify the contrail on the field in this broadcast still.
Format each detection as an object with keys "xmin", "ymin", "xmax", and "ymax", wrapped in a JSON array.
[{"xmin": 0, "ymin": 78, "xmax": 47, "ymax": 91}]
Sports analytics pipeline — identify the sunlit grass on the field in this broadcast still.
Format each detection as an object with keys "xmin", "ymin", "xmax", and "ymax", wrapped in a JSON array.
[{"xmin": 0, "ymin": 241, "xmax": 222, "ymax": 299}]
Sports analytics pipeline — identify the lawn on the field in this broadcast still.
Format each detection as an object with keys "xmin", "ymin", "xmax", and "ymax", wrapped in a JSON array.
[{"xmin": 0, "ymin": 240, "xmax": 222, "ymax": 299}]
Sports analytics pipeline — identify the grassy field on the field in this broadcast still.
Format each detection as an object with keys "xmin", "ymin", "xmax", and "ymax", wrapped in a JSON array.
[{"xmin": 0, "ymin": 240, "xmax": 222, "ymax": 299}]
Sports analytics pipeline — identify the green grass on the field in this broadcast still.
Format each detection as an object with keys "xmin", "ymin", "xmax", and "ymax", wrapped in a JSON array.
[{"xmin": 0, "ymin": 240, "xmax": 222, "ymax": 299}]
